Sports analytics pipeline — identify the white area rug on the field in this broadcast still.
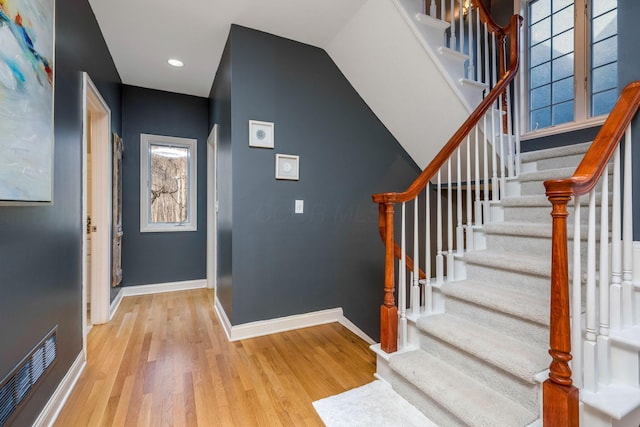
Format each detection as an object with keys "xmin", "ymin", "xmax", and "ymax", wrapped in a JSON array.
[{"xmin": 313, "ymin": 380, "xmax": 439, "ymax": 427}]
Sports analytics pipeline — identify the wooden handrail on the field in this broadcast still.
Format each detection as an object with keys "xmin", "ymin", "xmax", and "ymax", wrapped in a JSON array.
[
  {"xmin": 542, "ymin": 81, "xmax": 640, "ymax": 426},
  {"xmin": 471, "ymin": 0, "xmax": 504, "ymax": 35},
  {"xmin": 373, "ymin": 10, "xmax": 523, "ymax": 355},
  {"xmin": 546, "ymin": 81, "xmax": 640, "ymax": 198}
]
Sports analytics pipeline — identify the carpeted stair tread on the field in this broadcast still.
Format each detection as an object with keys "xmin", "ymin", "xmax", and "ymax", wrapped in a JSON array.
[
  {"xmin": 390, "ymin": 349, "xmax": 537, "ymax": 427},
  {"xmin": 464, "ymin": 250, "xmax": 550, "ymax": 277},
  {"xmin": 520, "ymin": 142, "xmax": 591, "ymax": 163},
  {"xmin": 416, "ymin": 314, "xmax": 549, "ymax": 383},
  {"xmin": 442, "ymin": 280, "xmax": 549, "ymax": 326}
]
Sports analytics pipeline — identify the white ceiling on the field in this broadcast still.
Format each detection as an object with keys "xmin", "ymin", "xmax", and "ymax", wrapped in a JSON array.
[{"xmin": 88, "ymin": 0, "xmax": 369, "ymax": 97}]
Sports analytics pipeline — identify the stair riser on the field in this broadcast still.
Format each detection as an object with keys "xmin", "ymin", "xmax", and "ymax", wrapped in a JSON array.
[
  {"xmin": 520, "ymin": 180, "xmax": 547, "ymax": 196},
  {"xmin": 503, "ymin": 204, "xmax": 611, "ymax": 224},
  {"xmin": 485, "ymin": 233, "xmax": 551, "ymax": 255},
  {"xmin": 610, "ymin": 340, "xmax": 640, "ymax": 388},
  {"xmin": 485, "ymin": 233, "xmax": 606, "ymax": 260},
  {"xmin": 444, "ymin": 297, "xmax": 549, "ymax": 349},
  {"xmin": 418, "ymin": 333, "xmax": 541, "ymax": 414},
  {"xmin": 522, "ymin": 153, "xmax": 586, "ymax": 171},
  {"xmin": 464, "ymin": 263, "xmax": 549, "ymax": 296},
  {"xmin": 389, "ymin": 370, "xmax": 468, "ymax": 427}
]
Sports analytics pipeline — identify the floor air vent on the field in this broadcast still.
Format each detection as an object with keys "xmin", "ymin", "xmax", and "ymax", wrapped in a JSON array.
[{"xmin": 0, "ymin": 327, "xmax": 57, "ymax": 426}]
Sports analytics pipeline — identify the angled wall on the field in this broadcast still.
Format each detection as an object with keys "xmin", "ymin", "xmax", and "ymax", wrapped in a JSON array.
[{"xmin": 210, "ymin": 25, "xmax": 421, "ymax": 339}]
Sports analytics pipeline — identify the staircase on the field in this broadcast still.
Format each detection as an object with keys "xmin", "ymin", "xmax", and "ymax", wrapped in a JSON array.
[
  {"xmin": 367, "ymin": 2, "xmax": 640, "ymax": 425},
  {"xmin": 384, "ymin": 143, "xmax": 591, "ymax": 426}
]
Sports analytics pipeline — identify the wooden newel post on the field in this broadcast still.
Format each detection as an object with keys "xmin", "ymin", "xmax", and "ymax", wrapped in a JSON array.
[
  {"xmin": 543, "ymin": 185, "xmax": 579, "ymax": 427},
  {"xmin": 380, "ymin": 202, "xmax": 398, "ymax": 353}
]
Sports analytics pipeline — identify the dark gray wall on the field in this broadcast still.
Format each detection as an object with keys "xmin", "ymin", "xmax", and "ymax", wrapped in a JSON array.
[
  {"xmin": 209, "ymin": 36, "xmax": 234, "ymax": 319},
  {"xmin": 0, "ymin": 0, "xmax": 121, "ymax": 425},
  {"xmin": 210, "ymin": 26, "xmax": 421, "ymax": 339},
  {"xmin": 618, "ymin": 0, "xmax": 640, "ymax": 240},
  {"xmin": 121, "ymin": 85, "xmax": 208, "ymax": 286}
]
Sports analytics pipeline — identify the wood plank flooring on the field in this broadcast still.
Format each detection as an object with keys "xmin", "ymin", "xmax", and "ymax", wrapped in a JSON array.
[{"xmin": 54, "ymin": 289, "xmax": 376, "ymax": 426}]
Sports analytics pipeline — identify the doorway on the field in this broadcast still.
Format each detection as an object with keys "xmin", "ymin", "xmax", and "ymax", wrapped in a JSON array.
[
  {"xmin": 206, "ymin": 125, "xmax": 218, "ymax": 292},
  {"xmin": 82, "ymin": 73, "xmax": 112, "ymax": 353}
]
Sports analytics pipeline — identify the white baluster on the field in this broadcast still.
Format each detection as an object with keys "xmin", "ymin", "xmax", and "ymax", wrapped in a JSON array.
[
  {"xmin": 572, "ymin": 196, "xmax": 583, "ymax": 389},
  {"xmin": 491, "ymin": 104, "xmax": 498, "ymax": 202},
  {"xmin": 622, "ymin": 127, "xmax": 633, "ymax": 327},
  {"xmin": 499, "ymin": 107, "xmax": 505, "ymax": 199},
  {"xmin": 400, "ymin": 203, "xmax": 407, "ymax": 349},
  {"xmin": 450, "ymin": 0, "xmax": 456, "ymax": 50},
  {"xmin": 466, "ymin": 135, "xmax": 473, "ymax": 250},
  {"xmin": 598, "ymin": 166, "xmax": 610, "ymax": 385},
  {"xmin": 457, "ymin": 146, "xmax": 464, "ymax": 255},
  {"xmin": 467, "ymin": 3, "xmax": 474, "ymax": 78},
  {"xmin": 441, "ymin": 0, "xmax": 446, "ymax": 22},
  {"xmin": 506, "ymin": 79, "xmax": 514, "ymax": 178},
  {"xmin": 436, "ymin": 170, "xmax": 444, "ymax": 284},
  {"xmin": 483, "ymin": 23, "xmax": 489, "ymax": 87},
  {"xmin": 413, "ymin": 199, "xmax": 420, "ymax": 317},
  {"xmin": 425, "ymin": 186, "xmax": 432, "ymax": 313},
  {"xmin": 430, "ymin": 0, "xmax": 437, "ymax": 17},
  {"xmin": 474, "ymin": 126, "xmax": 481, "ymax": 227},
  {"xmin": 513, "ymin": 77, "xmax": 522, "ymax": 176},
  {"xmin": 476, "ymin": 7, "xmax": 481, "ymax": 83},
  {"xmin": 610, "ymin": 146, "xmax": 622, "ymax": 331},
  {"xmin": 459, "ymin": 0, "xmax": 464, "ymax": 56},
  {"xmin": 491, "ymin": 32, "xmax": 499, "ymax": 201},
  {"xmin": 483, "ymin": 111, "xmax": 490, "ymax": 223},
  {"xmin": 584, "ymin": 189, "xmax": 597, "ymax": 392},
  {"xmin": 447, "ymin": 159, "xmax": 455, "ymax": 281}
]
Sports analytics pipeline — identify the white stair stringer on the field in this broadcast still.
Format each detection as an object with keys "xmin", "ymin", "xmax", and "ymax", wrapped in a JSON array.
[
  {"xmin": 326, "ymin": 0, "xmax": 483, "ymax": 168},
  {"xmin": 379, "ymin": 141, "xmax": 640, "ymax": 426}
]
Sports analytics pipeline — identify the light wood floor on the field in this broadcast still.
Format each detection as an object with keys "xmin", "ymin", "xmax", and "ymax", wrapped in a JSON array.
[{"xmin": 55, "ymin": 289, "xmax": 376, "ymax": 426}]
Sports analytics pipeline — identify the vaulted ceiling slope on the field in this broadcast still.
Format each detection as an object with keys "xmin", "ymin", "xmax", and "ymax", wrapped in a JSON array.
[{"xmin": 88, "ymin": 0, "xmax": 368, "ymax": 97}]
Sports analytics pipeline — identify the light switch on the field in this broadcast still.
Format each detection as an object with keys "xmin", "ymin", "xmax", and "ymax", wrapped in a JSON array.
[{"xmin": 295, "ymin": 200, "xmax": 304, "ymax": 214}]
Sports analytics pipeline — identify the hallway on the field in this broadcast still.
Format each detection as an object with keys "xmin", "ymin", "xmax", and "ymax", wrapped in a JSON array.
[{"xmin": 54, "ymin": 289, "xmax": 375, "ymax": 426}]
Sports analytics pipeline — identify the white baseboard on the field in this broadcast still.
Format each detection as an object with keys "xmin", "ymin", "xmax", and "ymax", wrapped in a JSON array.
[
  {"xmin": 338, "ymin": 316, "xmax": 376, "ymax": 345},
  {"xmin": 121, "ymin": 279, "xmax": 207, "ymax": 297},
  {"xmin": 214, "ymin": 297, "xmax": 234, "ymax": 341},
  {"xmin": 109, "ymin": 288, "xmax": 123, "ymax": 320},
  {"xmin": 33, "ymin": 351, "xmax": 86, "ymax": 427},
  {"xmin": 214, "ymin": 296, "xmax": 375, "ymax": 344}
]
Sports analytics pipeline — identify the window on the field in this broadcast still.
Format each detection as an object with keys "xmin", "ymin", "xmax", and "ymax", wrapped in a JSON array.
[
  {"xmin": 525, "ymin": 0, "xmax": 618, "ymax": 132},
  {"xmin": 140, "ymin": 134, "xmax": 197, "ymax": 232}
]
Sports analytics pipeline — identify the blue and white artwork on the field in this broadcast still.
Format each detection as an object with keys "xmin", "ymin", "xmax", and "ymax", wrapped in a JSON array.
[{"xmin": 0, "ymin": 0, "xmax": 54, "ymax": 202}]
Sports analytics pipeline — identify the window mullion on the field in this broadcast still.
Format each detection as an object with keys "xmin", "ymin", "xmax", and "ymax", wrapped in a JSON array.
[{"xmin": 574, "ymin": 0, "xmax": 589, "ymax": 123}]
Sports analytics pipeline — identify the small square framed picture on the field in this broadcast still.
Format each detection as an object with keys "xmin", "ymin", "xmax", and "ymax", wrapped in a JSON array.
[
  {"xmin": 249, "ymin": 120, "xmax": 274, "ymax": 148},
  {"xmin": 275, "ymin": 154, "xmax": 299, "ymax": 180}
]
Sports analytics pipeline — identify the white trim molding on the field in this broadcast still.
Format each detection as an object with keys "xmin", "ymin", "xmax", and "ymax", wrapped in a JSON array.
[
  {"xmin": 139, "ymin": 133, "xmax": 198, "ymax": 233},
  {"xmin": 214, "ymin": 297, "xmax": 375, "ymax": 344},
  {"xmin": 634, "ymin": 241, "xmax": 640, "ymax": 283},
  {"xmin": 33, "ymin": 351, "xmax": 86, "ymax": 427},
  {"xmin": 109, "ymin": 288, "xmax": 124, "ymax": 320},
  {"xmin": 121, "ymin": 279, "xmax": 207, "ymax": 297}
]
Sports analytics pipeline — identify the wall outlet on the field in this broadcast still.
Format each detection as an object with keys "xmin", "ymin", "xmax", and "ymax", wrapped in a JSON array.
[{"xmin": 295, "ymin": 200, "xmax": 304, "ymax": 214}]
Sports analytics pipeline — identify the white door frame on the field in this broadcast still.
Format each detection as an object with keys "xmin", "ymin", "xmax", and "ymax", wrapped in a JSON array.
[
  {"xmin": 82, "ymin": 73, "xmax": 112, "ymax": 353},
  {"xmin": 206, "ymin": 125, "xmax": 218, "ymax": 291}
]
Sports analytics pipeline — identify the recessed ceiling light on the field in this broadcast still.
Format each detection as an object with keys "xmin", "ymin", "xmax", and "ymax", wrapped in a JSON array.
[{"xmin": 168, "ymin": 59, "xmax": 184, "ymax": 67}]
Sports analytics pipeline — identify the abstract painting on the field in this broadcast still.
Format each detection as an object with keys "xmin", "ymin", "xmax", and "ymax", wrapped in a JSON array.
[{"xmin": 0, "ymin": 0, "xmax": 54, "ymax": 202}]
